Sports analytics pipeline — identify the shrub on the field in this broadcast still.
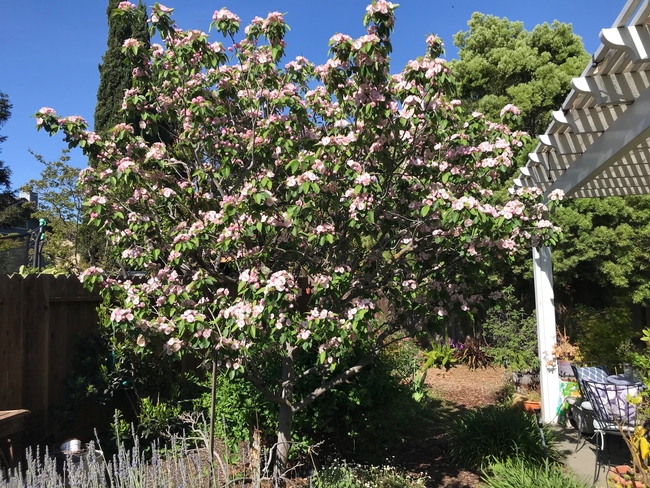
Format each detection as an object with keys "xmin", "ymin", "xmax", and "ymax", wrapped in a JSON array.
[
  {"xmin": 314, "ymin": 461, "xmax": 427, "ymax": 488},
  {"xmin": 449, "ymin": 405, "xmax": 562, "ymax": 469},
  {"xmin": 482, "ymin": 286, "xmax": 539, "ymax": 372},
  {"xmin": 197, "ymin": 339, "xmax": 431, "ymax": 462},
  {"xmin": 576, "ymin": 306, "xmax": 635, "ymax": 371},
  {"xmin": 454, "ymin": 337, "xmax": 492, "ymax": 370},
  {"xmin": 421, "ymin": 340, "xmax": 458, "ymax": 371},
  {"xmin": 482, "ymin": 458, "xmax": 588, "ymax": 488}
]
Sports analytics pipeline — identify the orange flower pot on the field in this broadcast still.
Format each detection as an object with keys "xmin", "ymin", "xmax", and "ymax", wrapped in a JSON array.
[{"xmin": 523, "ymin": 401, "xmax": 541, "ymax": 413}]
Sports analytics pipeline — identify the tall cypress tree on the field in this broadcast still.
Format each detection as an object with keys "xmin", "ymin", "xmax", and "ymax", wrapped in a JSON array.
[
  {"xmin": 0, "ymin": 91, "xmax": 20, "ymax": 228},
  {"xmin": 84, "ymin": 2, "xmax": 148, "ymax": 268},
  {"xmin": 94, "ymin": 0, "xmax": 149, "ymax": 138}
]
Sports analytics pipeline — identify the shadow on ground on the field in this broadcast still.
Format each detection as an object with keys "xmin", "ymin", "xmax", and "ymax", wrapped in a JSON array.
[
  {"xmin": 553, "ymin": 424, "xmax": 633, "ymax": 488},
  {"xmin": 382, "ymin": 396, "xmax": 481, "ymax": 488}
]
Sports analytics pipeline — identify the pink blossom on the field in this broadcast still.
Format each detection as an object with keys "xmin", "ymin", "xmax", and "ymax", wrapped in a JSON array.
[
  {"xmin": 164, "ymin": 337, "xmax": 183, "ymax": 355},
  {"xmin": 110, "ymin": 308, "xmax": 134, "ymax": 322},
  {"xmin": 500, "ymin": 104, "xmax": 521, "ymax": 117},
  {"xmin": 366, "ymin": 0, "xmax": 395, "ymax": 15},
  {"xmin": 123, "ymin": 38, "xmax": 141, "ymax": 48},
  {"xmin": 330, "ymin": 33, "xmax": 352, "ymax": 45},
  {"xmin": 118, "ymin": 1, "xmax": 136, "ymax": 10},
  {"xmin": 79, "ymin": 266, "xmax": 104, "ymax": 282},
  {"xmin": 116, "ymin": 158, "xmax": 135, "ymax": 172},
  {"xmin": 213, "ymin": 8, "xmax": 240, "ymax": 23},
  {"xmin": 88, "ymin": 195, "xmax": 107, "ymax": 205}
]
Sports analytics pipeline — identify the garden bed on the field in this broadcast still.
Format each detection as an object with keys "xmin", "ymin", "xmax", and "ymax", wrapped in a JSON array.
[{"xmin": 387, "ymin": 365, "xmax": 509, "ymax": 487}]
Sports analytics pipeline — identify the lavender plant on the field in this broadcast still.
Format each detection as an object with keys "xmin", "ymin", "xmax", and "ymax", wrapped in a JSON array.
[{"xmin": 0, "ymin": 436, "xmax": 218, "ymax": 488}]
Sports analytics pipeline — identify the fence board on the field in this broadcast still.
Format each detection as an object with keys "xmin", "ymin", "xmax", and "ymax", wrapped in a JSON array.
[{"xmin": 0, "ymin": 274, "xmax": 100, "ymax": 446}]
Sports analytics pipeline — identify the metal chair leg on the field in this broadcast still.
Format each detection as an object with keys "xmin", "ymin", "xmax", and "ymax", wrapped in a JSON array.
[{"xmin": 594, "ymin": 430, "xmax": 604, "ymax": 484}]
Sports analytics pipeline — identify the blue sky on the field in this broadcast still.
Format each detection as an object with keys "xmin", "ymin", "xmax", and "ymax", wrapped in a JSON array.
[{"xmin": 0, "ymin": 1, "xmax": 625, "ymax": 190}]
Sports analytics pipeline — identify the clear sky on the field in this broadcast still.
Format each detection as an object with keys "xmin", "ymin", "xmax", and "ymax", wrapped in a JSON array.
[{"xmin": 0, "ymin": 1, "xmax": 625, "ymax": 190}]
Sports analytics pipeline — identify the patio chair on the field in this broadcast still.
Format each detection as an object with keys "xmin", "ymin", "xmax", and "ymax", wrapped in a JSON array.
[
  {"xmin": 570, "ymin": 365, "xmax": 609, "ymax": 438},
  {"xmin": 581, "ymin": 379, "xmax": 642, "ymax": 484}
]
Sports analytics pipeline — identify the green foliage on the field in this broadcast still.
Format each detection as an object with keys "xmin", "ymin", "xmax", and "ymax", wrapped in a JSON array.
[
  {"xmin": 574, "ymin": 306, "xmax": 635, "ymax": 372},
  {"xmin": 298, "ymin": 346, "xmax": 432, "ymax": 461},
  {"xmin": 196, "ymin": 372, "xmax": 275, "ymax": 446},
  {"xmin": 94, "ymin": 0, "xmax": 149, "ymax": 139},
  {"xmin": 552, "ymin": 196, "xmax": 650, "ymax": 307},
  {"xmin": 0, "ymin": 90, "xmax": 29, "ymax": 229},
  {"xmin": 449, "ymin": 405, "xmax": 562, "ymax": 469},
  {"xmin": 138, "ymin": 397, "xmax": 183, "ymax": 440},
  {"xmin": 20, "ymin": 150, "xmax": 91, "ymax": 273},
  {"xmin": 482, "ymin": 458, "xmax": 588, "ymax": 488},
  {"xmin": 452, "ymin": 13, "xmax": 589, "ymax": 136},
  {"xmin": 59, "ymin": 322, "xmax": 204, "ymax": 446},
  {"xmin": 421, "ymin": 341, "xmax": 457, "ymax": 371},
  {"xmin": 483, "ymin": 286, "xmax": 539, "ymax": 371},
  {"xmin": 494, "ymin": 380, "xmax": 517, "ymax": 406},
  {"xmin": 314, "ymin": 461, "xmax": 427, "ymax": 488},
  {"xmin": 195, "ymin": 340, "xmax": 431, "ymax": 462}
]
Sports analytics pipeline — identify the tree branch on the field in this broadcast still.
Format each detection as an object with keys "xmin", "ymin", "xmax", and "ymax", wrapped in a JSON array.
[{"xmin": 293, "ymin": 354, "xmax": 376, "ymax": 413}]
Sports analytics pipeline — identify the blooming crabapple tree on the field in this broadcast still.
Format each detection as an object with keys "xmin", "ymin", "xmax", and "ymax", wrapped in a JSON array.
[{"xmin": 36, "ymin": 1, "xmax": 561, "ymax": 466}]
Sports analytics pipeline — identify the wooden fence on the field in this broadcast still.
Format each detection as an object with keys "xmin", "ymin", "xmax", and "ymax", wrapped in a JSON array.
[{"xmin": 0, "ymin": 274, "xmax": 102, "ymax": 445}]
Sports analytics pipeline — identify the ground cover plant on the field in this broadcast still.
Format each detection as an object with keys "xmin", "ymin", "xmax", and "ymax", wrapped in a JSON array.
[
  {"xmin": 314, "ymin": 461, "xmax": 427, "ymax": 488},
  {"xmin": 448, "ymin": 404, "xmax": 562, "ymax": 469},
  {"xmin": 36, "ymin": 0, "xmax": 562, "ymax": 469},
  {"xmin": 481, "ymin": 458, "xmax": 588, "ymax": 488}
]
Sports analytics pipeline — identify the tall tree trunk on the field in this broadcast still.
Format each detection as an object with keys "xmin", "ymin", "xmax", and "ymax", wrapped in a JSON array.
[{"xmin": 275, "ymin": 344, "xmax": 295, "ymax": 477}]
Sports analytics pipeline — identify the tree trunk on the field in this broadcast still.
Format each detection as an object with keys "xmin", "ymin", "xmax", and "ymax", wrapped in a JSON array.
[{"xmin": 275, "ymin": 344, "xmax": 295, "ymax": 478}]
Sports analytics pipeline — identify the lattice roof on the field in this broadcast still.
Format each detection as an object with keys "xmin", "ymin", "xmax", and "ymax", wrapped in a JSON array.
[{"xmin": 512, "ymin": 0, "xmax": 650, "ymax": 198}]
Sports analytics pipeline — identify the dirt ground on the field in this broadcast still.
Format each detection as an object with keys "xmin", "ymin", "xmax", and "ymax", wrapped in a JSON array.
[
  {"xmin": 425, "ymin": 364, "xmax": 508, "ymax": 408},
  {"xmin": 395, "ymin": 364, "xmax": 508, "ymax": 488}
]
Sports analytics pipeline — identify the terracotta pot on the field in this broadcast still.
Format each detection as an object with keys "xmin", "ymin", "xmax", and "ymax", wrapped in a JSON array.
[
  {"xmin": 523, "ymin": 401, "xmax": 541, "ymax": 413},
  {"xmin": 607, "ymin": 465, "xmax": 646, "ymax": 488}
]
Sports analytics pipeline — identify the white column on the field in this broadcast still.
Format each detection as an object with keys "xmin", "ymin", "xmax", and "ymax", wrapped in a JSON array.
[{"xmin": 533, "ymin": 246, "xmax": 560, "ymax": 424}]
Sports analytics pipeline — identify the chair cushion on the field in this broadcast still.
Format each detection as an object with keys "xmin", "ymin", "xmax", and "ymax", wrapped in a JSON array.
[
  {"xmin": 583, "ymin": 381, "xmax": 639, "ymax": 424},
  {"xmin": 575, "ymin": 366, "xmax": 609, "ymax": 384}
]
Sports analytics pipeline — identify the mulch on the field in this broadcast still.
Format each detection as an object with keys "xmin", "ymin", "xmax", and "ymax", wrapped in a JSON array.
[{"xmin": 397, "ymin": 364, "xmax": 508, "ymax": 488}]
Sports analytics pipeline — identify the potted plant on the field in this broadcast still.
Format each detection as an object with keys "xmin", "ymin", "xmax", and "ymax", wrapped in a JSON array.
[
  {"xmin": 521, "ymin": 390, "xmax": 541, "ymax": 414},
  {"xmin": 550, "ymin": 329, "xmax": 582, "ymax": 376}
]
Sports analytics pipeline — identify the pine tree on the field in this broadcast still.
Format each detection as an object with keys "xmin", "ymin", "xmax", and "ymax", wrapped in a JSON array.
[{"xmin": 94, "ymin": 0, "xmax": 149, "ymax": 138}]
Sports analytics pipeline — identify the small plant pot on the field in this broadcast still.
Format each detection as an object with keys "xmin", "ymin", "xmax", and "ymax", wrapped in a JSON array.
[
  {"xmin": 557, "ymin": 359, "xmax": 574, "ymax": 377},
  {"xmin": 607, "ymin": 465, "xmax": 645, "ymax": 488},
  {"xmin": 523, "ymin": 401, "xmax": 541, "ymax": 413}
]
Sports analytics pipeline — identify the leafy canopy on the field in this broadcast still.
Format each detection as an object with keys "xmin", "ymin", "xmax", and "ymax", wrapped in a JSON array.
[
  {"xmin": 20, "ymin": 150, "xmax": 88, "ymax": 273},
  {"xmin": 452, "ymin": 13, "xmax": 589, "ymax": 136}
]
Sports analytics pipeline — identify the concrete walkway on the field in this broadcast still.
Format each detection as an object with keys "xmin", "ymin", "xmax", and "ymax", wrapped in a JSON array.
[{"xmin": 554, "ymin": 425, "xmax": 632, "ymax": 488}]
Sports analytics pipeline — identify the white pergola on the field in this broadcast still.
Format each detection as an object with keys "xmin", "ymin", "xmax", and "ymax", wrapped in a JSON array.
[{"xmin": 511, "ymin": 0, "xmax": 650, "ymax": 422}]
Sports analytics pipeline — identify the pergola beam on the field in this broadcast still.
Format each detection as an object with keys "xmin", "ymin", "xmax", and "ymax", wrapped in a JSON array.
[
  {"xmin": 600, "ymin": 25, "xmax": 650, "ymax": 62},
  {"xmin": 571, "ymin": 72, "xmax": 650, "ymax": 106},
  {"xmin": 545, "ymin": 85, "xmax": 650, "ymax": 198}
]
